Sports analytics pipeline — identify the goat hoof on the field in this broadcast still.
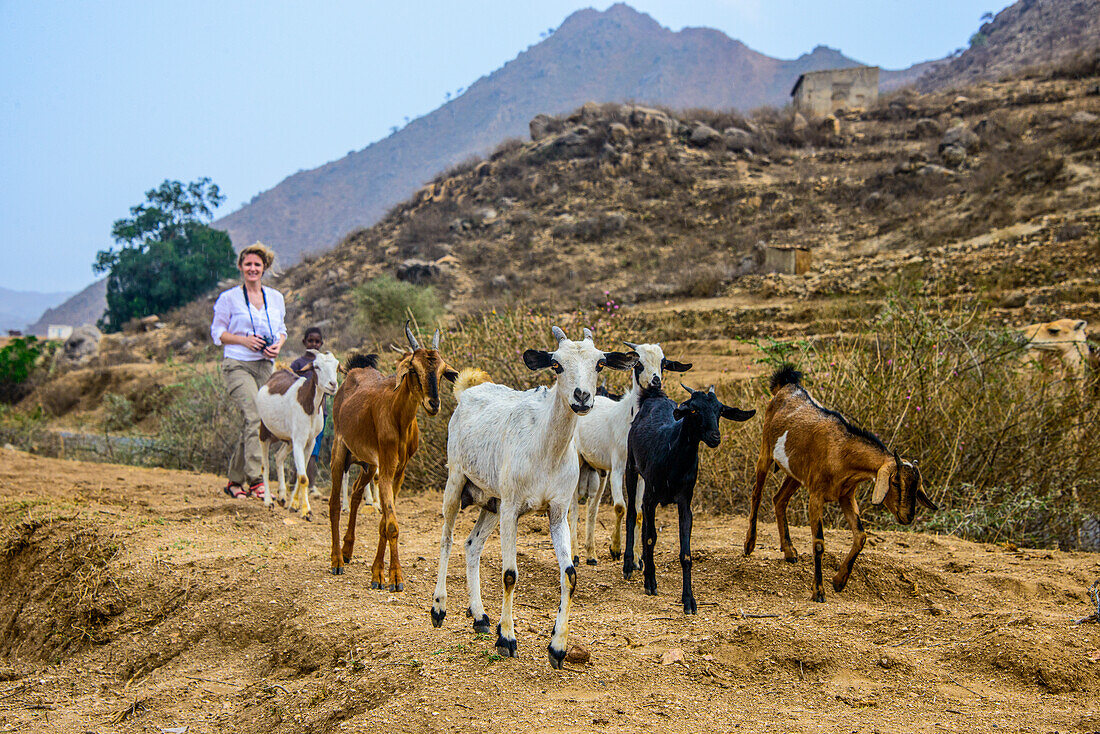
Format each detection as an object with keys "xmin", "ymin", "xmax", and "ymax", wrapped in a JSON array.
[
  {"xmin": 547, "ymin": 644, "xmax": 567, "ymax": 669},
  {"xmin": 430, "ymin": 607, "xmax": 446, "ymax": 628},
  {"xmin": 609, "ymin": 549, "xmax": 621, "ymax": 561},
  {"xmin": 472, "ymin": 614, "xmax": 491, "ymax": 634},
  {"xmin": 644, "ymin": 585, "xmax": 657, "ymax": 596},
  {"xmin": 573, "ymin": 555, "xmax": 579, "ymax": 567},
  {"xmin": 495, "ymin": 625, "xmax": 517, "ymax": 657},
  {"xmin": 811, "ymin": 590, "xmax": 826, "ymax": 603},
  {"xmin": 586, "ymin": 558, "xmax": 598, "ymax": 566},
  {"xmin": 832, "ymin": 576, "xmax": 848, "ymax": 593},
  {"xmin": 304, "ymin": 512, "xmax": 313, "ymax": 522},
  {"xmin": 390, "ymin": 583, "xmax": 404, "ymax": 592},
  {"xmin": 784, "ymin": 553, "xmax": 799, "ymax": 564},
  {"xmin": 683, "ymin": 598, "xmax": 697, "ymax": 614},
  {"xmin": 623, "ymin": 570, "xmax": 633, "ymax": 581},
  {"xmin": 330, "ymin": 566, "xmax": 344, "ymax": 575},
  {"xmin": 371, "ymin": 581, "xmax": 382, "ymax": 590}
]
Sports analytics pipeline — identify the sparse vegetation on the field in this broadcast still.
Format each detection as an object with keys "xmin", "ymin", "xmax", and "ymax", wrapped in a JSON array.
[{"xmin": 353, "ymin": 275, "xmax": 444, "ymax": 332}]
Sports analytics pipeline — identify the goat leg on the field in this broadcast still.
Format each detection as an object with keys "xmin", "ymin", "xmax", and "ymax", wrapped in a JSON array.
[
  {"xmin": 774, "ymin": 476, "xmax": 801, "ymax": 563},
  {"xmin": 547, "ymin": 502, "xmax": 575, "ymax": 669},
  {"xmin": 744, "ymin": 461, "xmax": 768, "ymax": 556},
  {"xmin": 809, "ymin": 493, "xmax": 826, "ymax": 603},
  {"xmin": 642, "ymin": 496, "xmax": 658, "ymax": 597},
  {"xmin": 496, "ymin": 505, "xmax": 519, "ymax": 657},
  {"xmin": 678, "ymin": 498, "xmax": 696, "ymax": 614},
  {"xmin": 833, "ymin": 493, "xmax": 866, "ymax": 593},
  {"xmin": 328, "ymin": 442, "xmax": 349, "ymax": 574},
  {"xmin": 464, "ymin": 507, "xmax": 498, "ymax": 634},
  {"xmin": 431, "ymin": 472, "xmax": 463, "ymax": 628},
  {"xmin": 622, "ymin": 461, "xmax": 640, "ymax": 580}
]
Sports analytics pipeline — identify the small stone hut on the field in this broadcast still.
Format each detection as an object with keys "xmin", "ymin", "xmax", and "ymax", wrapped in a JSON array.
[
  {"xmin": 791, "ymin": 67, "xmax": 879, "ymax": 116},
  {"xmin": 764, "ymin": 246, "xmax": 812, "ymax": 275}
]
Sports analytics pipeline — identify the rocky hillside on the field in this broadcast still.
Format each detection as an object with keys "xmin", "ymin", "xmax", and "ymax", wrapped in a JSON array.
[
  {"xmin": 23, "ymin": 278, "xmax": 106, "ymax": 336},
  {"xmin": 917, "ymin": 0, "xmax": 1100, "ymax": 91},
  {"xmin": 243, "ymin": 60, "xmax": 1099, "ymax": 351},
  {"xmin": 213, "ymin": 3, "xmax": 929, "ymax": 266}
]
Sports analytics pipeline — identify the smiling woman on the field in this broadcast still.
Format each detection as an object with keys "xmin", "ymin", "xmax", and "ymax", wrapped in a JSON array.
[{"xmin": 209, "ymin": 242, "xmax": 287, "ymax": 500}]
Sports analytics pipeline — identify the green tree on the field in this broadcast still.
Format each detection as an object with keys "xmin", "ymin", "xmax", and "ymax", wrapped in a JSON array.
[{"xmin": 94, "ymin": 178, "xmax": 236, "ymax": 332}]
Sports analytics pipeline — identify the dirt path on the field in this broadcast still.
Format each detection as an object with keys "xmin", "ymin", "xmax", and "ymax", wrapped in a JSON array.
[{"xmin": 0, "ymin": 448, "xmax": 1097, "ymax": 733}]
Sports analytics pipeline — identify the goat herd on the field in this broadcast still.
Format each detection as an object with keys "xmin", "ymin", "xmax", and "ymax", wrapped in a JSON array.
[{"xmin": 254, "ymin": 323, "xmax": 936, "ymax": 669}]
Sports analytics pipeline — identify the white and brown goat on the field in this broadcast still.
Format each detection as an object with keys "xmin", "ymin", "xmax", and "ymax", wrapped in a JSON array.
[{"xmin": 744, "ymin": 365, "xmax": 937, "ymax": 603}]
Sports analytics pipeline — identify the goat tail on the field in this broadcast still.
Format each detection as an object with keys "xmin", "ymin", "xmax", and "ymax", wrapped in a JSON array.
[
  {"xmin": 769, "ymin": 363, "xmax": 803, "ymax": 393},
  {"xmin": 453, "ymin": 367, "xmax": 492, "ymax": 398},
  {"xmin": 342, "ymin": 352, "xmax": 379, "ymax": 373}
]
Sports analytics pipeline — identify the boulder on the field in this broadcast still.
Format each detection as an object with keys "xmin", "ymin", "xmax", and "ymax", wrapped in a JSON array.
[
  {"xmin": 60, "ymin": 324, "xmax": 102, "ymax": 366},
  {"xmin": 791, "ymin": 113, "xmax": 808, "ymax": 133},
  {"xmin": 627, "ymin": 106, "xmax": 675, "ymax": 137},
  {"xmin": 723, "ymin": 127, "xmax": 754, "ymax": 151},
  {"xmin": 529, "ymin": 114, "xmax": 554, "ymax": 141},
  {"xmin": 607, "ymin": 122, "xmax": 631, "ymax": 146},
  {"xmin": 941, "ymin": 124, "xmax": 979, "ymax": 153},
  {"xmin": 913, "ymin": 118, "xmax": 943, "ymax": 138},
  {"xmin": 939, "ymin": 144, "xmax": 967, "ymax": 168},
  {"xmin": 689, "ymin": 123, "xmax": 723, "ymax": 147},
  {"xmin": 1071, "ymin": 110, "xmax": 1098, "ymax": 124},
  {"xmin": 396, "ymin": 259, "xmax": 441, "ymax": 285},
  {"xmin": 821, "ymin": 114, "xmax": 841, "ymax": 136}
]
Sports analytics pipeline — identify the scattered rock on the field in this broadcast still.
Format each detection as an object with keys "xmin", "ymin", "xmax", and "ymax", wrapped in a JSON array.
[
  {"xmin": 1070, "ymin": 110, "xmax": 1098, "ymax": 124},
  {"xmin": 627, "ymin": 106, "xmax": 675, "ymax": 137},
  {"xmin": 821, "ymin": 114, "xmax": 841, "ymax": 136},
  {"xmin": 791, "ymin": 113, "xmax": 808, "ymax": 133},
  {"xmin": 177, "ymin": 340, "xmax": 194, "ymax": 355},
  {"xmin": 608, "ymin": 122, "xmax": 631, "ymax": 145},
  {"xmin": 661, "ymin": 648, "xmax": 685, "ymax": 665},
  {"xmin": 565, "ymin": 644, "xmax": 590, "ymax": 665},
  {"xmin": 999, "ymin": 291, "xmax": 1028, "ymax": 309},
  {"xmin": 490, "ymin": 275, "xmax": 509, "ymax": 290}
]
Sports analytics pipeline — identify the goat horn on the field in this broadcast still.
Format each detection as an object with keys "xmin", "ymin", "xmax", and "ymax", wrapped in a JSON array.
[
  {"xmin": 551, "ymin": 326, "xmax": 567, "ymax": 343},
  {"xmin": 893, "ymin": 449, "xmax": 902, "ymax": 466},
  {"xmin": 708, "ymin": 384, "xmax": 716, "ymax": 394},
  {"xmin": 680, "ymin": 382, "xmax": 697, "ymax": 394},
  {"xmin": 583, "ymin": 327, "xmax": 594, "ymax": 341},
  {"xmin": 405, "ymin": 320, "xmax": 421, "ymax": 351},
  {"xmin": 432, "ymin": 328, "xmax": 440, "ymax": 350},
  {"xmin": 622, "ymin": 340, "xmax": 641, "ymax": 351}
]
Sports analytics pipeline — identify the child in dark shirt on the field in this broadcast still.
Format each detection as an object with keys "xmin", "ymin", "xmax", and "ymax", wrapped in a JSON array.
[{"xmin": 290, "ymin": 327, "xmax": 326, "ymax": 486}]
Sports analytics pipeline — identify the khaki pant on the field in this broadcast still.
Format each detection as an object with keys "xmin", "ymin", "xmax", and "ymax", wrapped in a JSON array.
[{"xmin": 222, "ymin": 358, "xmax": 274, "ymax": 486}]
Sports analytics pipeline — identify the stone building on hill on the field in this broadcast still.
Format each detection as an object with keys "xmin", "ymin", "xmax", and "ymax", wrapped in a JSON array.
[{"xmin": 791, "ymin": 66, "xmax": 879, "ymax": 115}]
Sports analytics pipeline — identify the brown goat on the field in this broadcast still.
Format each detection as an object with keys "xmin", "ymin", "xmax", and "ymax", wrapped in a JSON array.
[
  {"xmin": 328, "ymin": 324, "xmax": 457, "ymax": 588},
  {"xmin": 744, "ymin": 365, "xmax": 936, "ymax": 602}
]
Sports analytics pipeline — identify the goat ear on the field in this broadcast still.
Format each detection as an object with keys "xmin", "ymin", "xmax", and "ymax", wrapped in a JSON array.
[
  {"xmin": 523, "ymin": 349, "xmax": 554, "ymax": 371},
  {"xmin": 673, "ymin": 406, "xmax": 688, "ymax": 421},
  {"xmin": 600, "ymin": 351, "xmax": 638, "ymax": 371},
  {"xmin": 661, "ymin": 358, "xmax": 693, "ymax": 372},
  {"xmin": 871, "ymin": 460, "xmax": 893, "ymax": 504},
  {"xmin": 721, "ymin": 405, "xmax": 756, "ymax": 422},
  {"xmin": 442, "ymin": 367, "xmax": 459, "ymax": 383},
  {"xmin": 916, "ymin": 488, "xmax": 938, "ymax": 511},
  {"xmin": 394, "ymin": 354, "xmax": 412, "ymax": 387}
]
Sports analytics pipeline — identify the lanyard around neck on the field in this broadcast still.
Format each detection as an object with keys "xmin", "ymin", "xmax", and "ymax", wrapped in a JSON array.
[{"xmin": 242, "ymin": 285, "xmax": 274, "ymax": 339}]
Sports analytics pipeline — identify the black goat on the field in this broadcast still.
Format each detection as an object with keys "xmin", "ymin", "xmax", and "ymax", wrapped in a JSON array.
[{"xmin": 623, "ymin": 384, "xmax": 755, "ymax": 613}]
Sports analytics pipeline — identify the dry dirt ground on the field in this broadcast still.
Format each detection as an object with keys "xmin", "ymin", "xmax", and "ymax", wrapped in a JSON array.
[{"xmin": 0, "ymin": 448, "xmax": 1098, "ymax": 734}]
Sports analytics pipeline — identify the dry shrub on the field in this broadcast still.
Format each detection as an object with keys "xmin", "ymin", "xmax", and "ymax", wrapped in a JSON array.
[{"xmin": 153, "ymin": 366, "xmax": 240, "ymax": 473}]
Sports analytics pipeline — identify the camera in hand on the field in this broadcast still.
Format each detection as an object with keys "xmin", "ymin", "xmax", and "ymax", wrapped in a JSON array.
[{"xmin": 256, "ymin": 334, "xmax": 273, "ymax": 351}]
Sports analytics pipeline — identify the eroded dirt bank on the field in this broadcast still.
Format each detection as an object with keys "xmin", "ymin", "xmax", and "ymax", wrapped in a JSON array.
[{"xmin": 0, "ymin": 448, "xmax": 1096, "ymax": 733}]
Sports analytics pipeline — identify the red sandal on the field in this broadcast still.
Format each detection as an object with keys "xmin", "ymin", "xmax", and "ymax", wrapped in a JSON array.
[
  {"xmin": 224, "ymin": 482, "xmax": 247, "ymax": 499},
  {"xmin": 248, "ymin": 481, "xmax": 267, "ymax": 501}
]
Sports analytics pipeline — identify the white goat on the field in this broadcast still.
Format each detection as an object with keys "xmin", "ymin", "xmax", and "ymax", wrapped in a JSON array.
[
  {"xmin": 256, "ymin": 350, "xmax": 340, "ymax": 521},
  {"xmin": 430, "ymin": 327, "xmax": 637, "ymax": 669},
  {"xmin": 571, "ymin": 342, "xmax": 692, "ymax": 566}
]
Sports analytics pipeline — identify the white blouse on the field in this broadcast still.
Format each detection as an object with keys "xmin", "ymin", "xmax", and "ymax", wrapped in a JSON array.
[{"xmin": 210, "ymin": 285, "xmax": 287, "ymax": 362}]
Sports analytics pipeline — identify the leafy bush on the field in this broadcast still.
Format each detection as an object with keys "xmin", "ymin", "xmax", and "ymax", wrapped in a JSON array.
[
  {"xmin": 0, "ymin": 337, "xmax": 51, "ymax": 404},
  {"xmin": 101, "ymin": 393, "xmax": 135, "ymax": 432},
  {"xmin": 353, "ymin": 275, "xmax": 443, "ymax": 332}
]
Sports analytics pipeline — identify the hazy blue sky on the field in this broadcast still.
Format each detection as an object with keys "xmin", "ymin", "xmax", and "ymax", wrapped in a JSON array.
[{"xmin": 1, "ymin": 1, "xmax": 1007, "ymax": 293}]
